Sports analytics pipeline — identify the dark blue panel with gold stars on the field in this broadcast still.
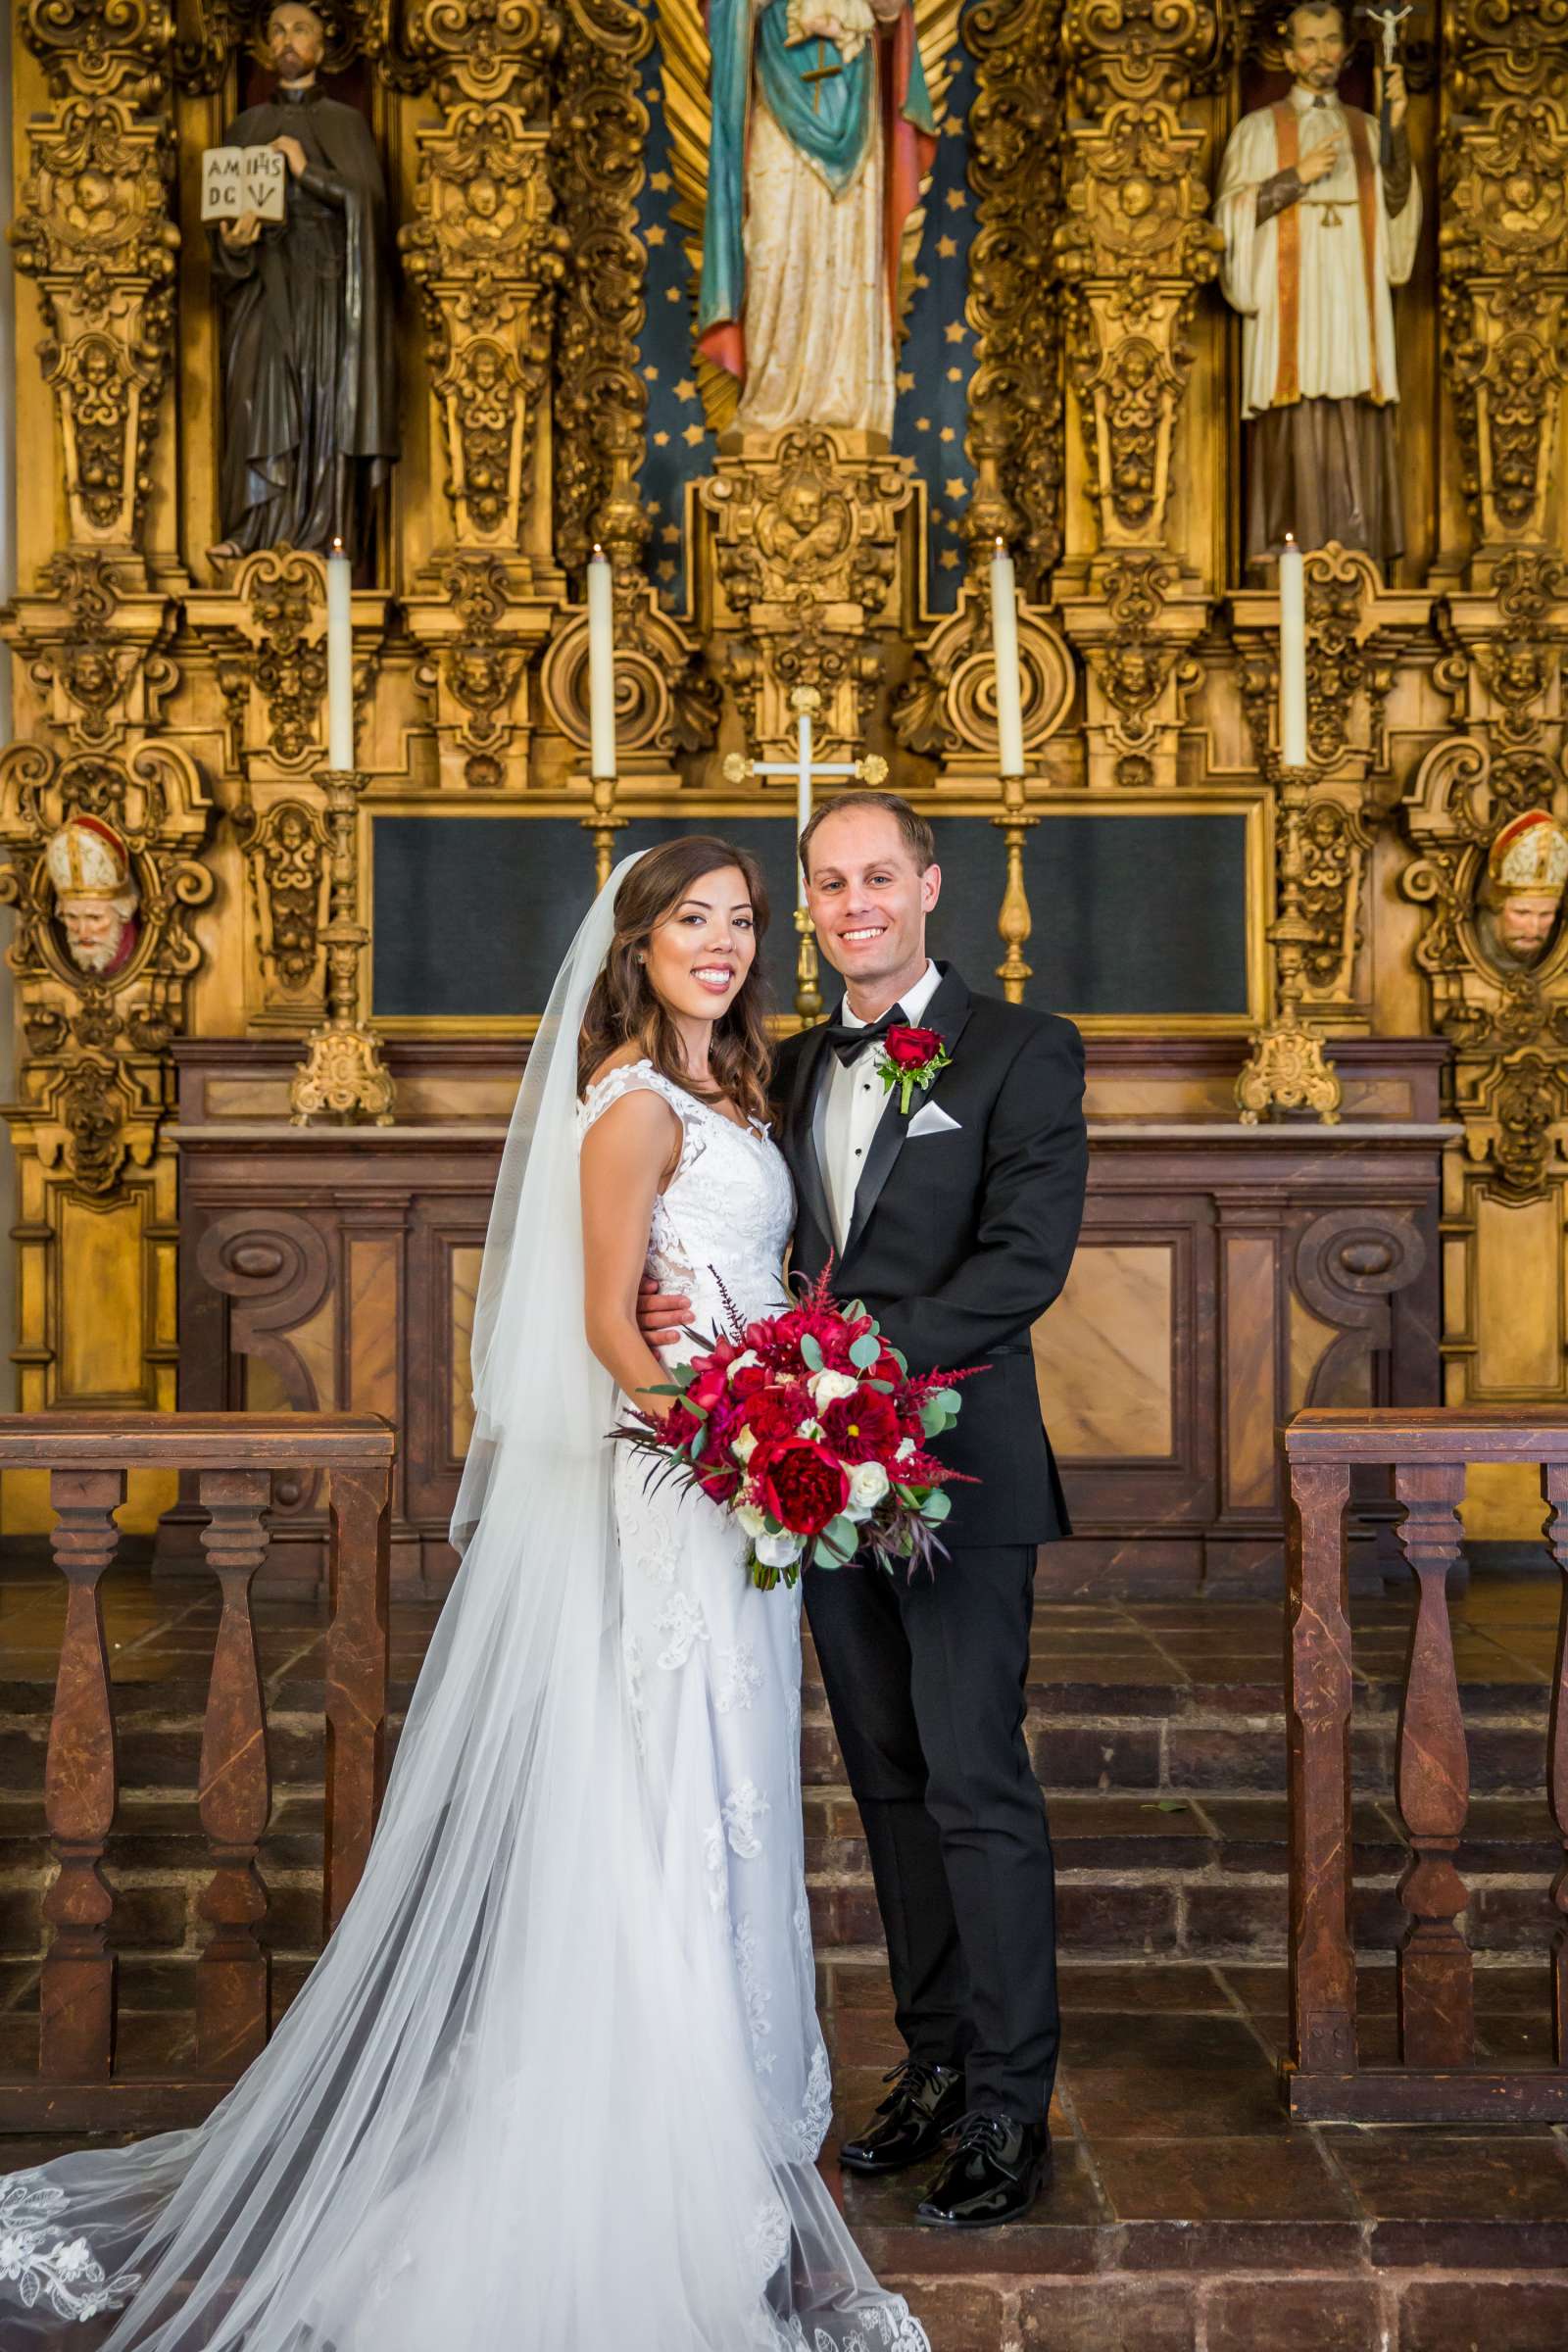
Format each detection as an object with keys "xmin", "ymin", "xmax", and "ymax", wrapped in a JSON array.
[
  {"xmin": 891, "ymin": 36, "xmax": 977, "ymax": 615},
  {"xmin": 636, "ymin": 49, "xmax": 714, "ymax": 616}
]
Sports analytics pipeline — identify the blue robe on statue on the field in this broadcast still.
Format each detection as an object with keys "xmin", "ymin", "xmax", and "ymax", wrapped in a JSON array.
[{"xmin": 698, "ymin": 0, "xmax": 935, "ymax": 389}]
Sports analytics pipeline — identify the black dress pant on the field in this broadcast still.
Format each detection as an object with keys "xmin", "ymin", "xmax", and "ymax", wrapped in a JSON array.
[{"xmin": 805, "ymin": 1543, "xmax": 1058, "ymax": 2124}]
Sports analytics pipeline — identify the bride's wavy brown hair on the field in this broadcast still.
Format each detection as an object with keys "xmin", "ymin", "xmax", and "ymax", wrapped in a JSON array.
[{"xmin": 576, "ymin": 837, "xmax": 773, "ymax": 1124}]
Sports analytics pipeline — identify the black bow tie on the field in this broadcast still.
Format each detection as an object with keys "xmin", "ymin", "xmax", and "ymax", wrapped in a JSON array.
[{"xmin": 824, "ymin": 1005, "xmax": 907, "ymax": 1066}]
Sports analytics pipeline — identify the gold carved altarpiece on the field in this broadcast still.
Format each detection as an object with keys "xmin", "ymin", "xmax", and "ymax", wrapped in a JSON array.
[{"xmin": 1, "ymin": 1, "xmax": 1566, "ymax": 1544}]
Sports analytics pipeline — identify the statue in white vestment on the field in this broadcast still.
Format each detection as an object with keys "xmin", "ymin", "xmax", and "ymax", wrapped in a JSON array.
[
  {"xmin": 1214, "ymin": 2, "xmax": 1421, "ymax": 576},
  {"xmin": 698, "ymin": 0, "xmax": 936, "ymax": 438}
]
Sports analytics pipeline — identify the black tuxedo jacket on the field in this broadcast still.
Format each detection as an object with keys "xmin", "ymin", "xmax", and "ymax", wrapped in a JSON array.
[{"xmin": 770, "ymin": 964, "xmax": 1088, "ymax": 1547}]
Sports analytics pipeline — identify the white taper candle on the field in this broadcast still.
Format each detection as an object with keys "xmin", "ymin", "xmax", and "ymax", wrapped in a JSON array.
[
  {"xmin": 325, "ymin": 539, "xmax": 354, "ymax": 770},
  {"xmin": 1279, "ymin": 533, "xmax": 1308, "ymax": 771},
  {"xmin": 990, "ymin": 538, "xmax": 1025, "ymax": 778},
  {"xmin": 587, "ymin": 545, "xmax": 616, "ymax": 779},
  {"xmin": 796, "ymin": 700, "xmax": 812, "ymax": 908}
]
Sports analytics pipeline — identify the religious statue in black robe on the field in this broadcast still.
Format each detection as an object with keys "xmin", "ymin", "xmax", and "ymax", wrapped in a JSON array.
[{"xmin": 209, "ymin": 4, "xmax": 398, "ymax": 560}]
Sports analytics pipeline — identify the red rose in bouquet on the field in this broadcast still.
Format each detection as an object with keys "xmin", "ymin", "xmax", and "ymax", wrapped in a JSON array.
[
  {"xmin": 662, "ymin": 1397, "xmax": 704, "ymax": 1450},
  {"xmin": 613, "ymin": 1264, "xmax": 984, "ymax": 1592},
  {"xmin": 694, "ymin": 1456, "xmax": 742, "ymax": 1506},
  {"xmin": 757, "ymin": 1440, "xmax": 850, "ymax": 1537},
  {"xmin": 741, "ymin": 1383, "xmax": 812, "ymax": 1446},
  {"xmin": 686, "ymin": 1331, "xmax": 744, "ymax": 1413}
]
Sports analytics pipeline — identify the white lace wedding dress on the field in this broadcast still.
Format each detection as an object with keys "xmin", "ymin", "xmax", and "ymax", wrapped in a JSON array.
[
  {"xmin": 589, "ymin": 1061, "xmax": 836, "ymax": 2171},
  {"xmin": 0, "ymin": 864, "xmax": 926, "ymax": 2352}
]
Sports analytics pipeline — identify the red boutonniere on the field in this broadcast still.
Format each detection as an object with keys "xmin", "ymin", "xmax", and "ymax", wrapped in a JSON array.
[{"xmin": 876, "ymin": 1024, "xmax": 953, "ymax": 1115}]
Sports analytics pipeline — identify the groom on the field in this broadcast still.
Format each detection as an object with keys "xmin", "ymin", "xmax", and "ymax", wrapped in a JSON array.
[{"xmin": 643, "ymin": 792, "xmax": 1086, "ymax": 2226}]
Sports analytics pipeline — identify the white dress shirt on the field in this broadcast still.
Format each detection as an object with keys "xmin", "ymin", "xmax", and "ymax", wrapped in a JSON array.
[{"xmin": 818, "ymin": 959, "xmax": 942, "ymax": 1253}]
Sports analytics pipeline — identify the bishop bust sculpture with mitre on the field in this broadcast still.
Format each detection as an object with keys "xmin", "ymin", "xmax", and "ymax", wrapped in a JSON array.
[
  {"xmin": 1215, "ymin": 2, "xmax": 1422, "ymax": 578},
  {"xmin": 45, "ymin": 814, "xmax": 141, "ymax": 979},
  {"xmin": 1477, "ymin": 810, "xmax": 1568, "ymax": 976}
]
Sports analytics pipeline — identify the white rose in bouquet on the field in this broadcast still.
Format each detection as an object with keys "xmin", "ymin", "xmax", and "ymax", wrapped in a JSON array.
[
  {"xmin": 848, "ymin": 1459, "xmax": 891, "ymax": 1515},
  {"xmin": 809, "ymin": 1368, "xmax": 860, "ymax": 1409}
]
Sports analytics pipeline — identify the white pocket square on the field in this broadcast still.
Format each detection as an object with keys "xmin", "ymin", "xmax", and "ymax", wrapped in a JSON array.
[{"xmin": 906, "ymin": 1101, "xmax": 960, "ymax": 1139}]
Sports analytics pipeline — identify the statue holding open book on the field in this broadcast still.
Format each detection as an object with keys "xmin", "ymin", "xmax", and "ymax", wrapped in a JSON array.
[{"xmin": 206, "ymin": 3, "xmax": 398, "ymax": 563}]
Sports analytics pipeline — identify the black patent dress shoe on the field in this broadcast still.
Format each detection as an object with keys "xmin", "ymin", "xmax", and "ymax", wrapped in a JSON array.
[
  {"xmin": 839, "ymin": 2058, "xmax": 966, "ymax": 2176},
  {"xmin": 916, "ymin": 2109, "xmax": 1052, "ymax": 2228}
]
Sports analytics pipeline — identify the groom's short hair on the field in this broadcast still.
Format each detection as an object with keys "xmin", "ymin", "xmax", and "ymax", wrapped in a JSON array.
[{"xmin": 800, "ymin": 791, "xmax": 936, "ymax": 880}]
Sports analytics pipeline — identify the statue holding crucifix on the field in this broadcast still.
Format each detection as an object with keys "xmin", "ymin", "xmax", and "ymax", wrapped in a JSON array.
[
  {"xmin": 693, "ymin": 0, "xmax": 937, "ymax": 439},
  {"xmin": 1214, "ymin": 2, "xmax": 1423, "ymax": 578}
]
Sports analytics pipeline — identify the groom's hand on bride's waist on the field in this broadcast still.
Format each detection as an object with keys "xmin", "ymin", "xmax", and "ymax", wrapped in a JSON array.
[{"xmin": 637, "ymin": 1275, "xmax": 693, "ymax": 1346}]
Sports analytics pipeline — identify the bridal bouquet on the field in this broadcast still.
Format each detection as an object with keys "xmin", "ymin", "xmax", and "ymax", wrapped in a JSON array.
[{"xmin": 614, "ymin": 1268, "xmax": 980, "ymax": 1590}]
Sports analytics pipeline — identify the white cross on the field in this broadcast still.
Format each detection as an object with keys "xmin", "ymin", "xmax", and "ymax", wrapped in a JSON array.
[{"xmin": 723, "ymin": 686, "xmax": 888, "ymax": 903}]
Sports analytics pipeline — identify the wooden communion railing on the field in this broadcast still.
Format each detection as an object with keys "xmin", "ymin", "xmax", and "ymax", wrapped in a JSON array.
[
  {"xmin": 1284, "ymin": 1407, "xmax": 1568, "ymax": 2123},
  {"xmin": 0, "ymin": 1412, "xmax": 393, "ymax": 2132}
]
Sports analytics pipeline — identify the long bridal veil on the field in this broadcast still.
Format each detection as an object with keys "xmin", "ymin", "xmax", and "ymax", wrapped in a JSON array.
[{"xmin": 0, "ymin": 854, "xmax": 924, "ymax": 2351}]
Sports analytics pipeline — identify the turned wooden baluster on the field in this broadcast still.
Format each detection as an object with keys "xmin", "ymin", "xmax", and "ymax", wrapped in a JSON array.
[
  {"xmin": 1543, "ymin": 1462, "xmax": 1568, "ymax": 2062},
  {"xmin": 195, "ymin": 1468, "xmax": 273, "ymax": 2075},
  {"xmin": 1286, "ymin": 1459, "xmax": 1358, "ymax": 2078},
  {"xmin": 323, "ymin": 1462, "xmax": 391, "ymax": 1932},
  {"xmin": 40, "ymin": 1468, "xmax": 125, "ymax": 2082},
  {"xmin": 1392, "ymin": 1460, "xmax": 1474, "ymax": 2067}
]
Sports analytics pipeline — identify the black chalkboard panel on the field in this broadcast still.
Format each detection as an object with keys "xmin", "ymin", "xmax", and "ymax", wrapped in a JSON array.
[
  {"xmin": 372, "ymin": 816, "xmax": 599, "ymax": 1017},
  {"xmin": 371, "ymin": 813, "xmax": 801, "ymax": 1019},
  {"xmin": 926, "ymin": 813, "xmax": 1251, "ymax": 1018},
  {"xmin": 371, "ymin": 809, "xmax": 1250, "ymax": 1021}
]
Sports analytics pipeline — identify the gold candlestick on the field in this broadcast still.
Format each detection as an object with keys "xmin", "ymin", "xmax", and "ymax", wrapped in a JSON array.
[
  {"xmin": 583, "ymin": 770, "xmax": 626, "ymax": 891},
  {"xmin": 290, "ymin": 768, "xmax": 396, "ymax": 1126},
  {"xmin": 793, "ymin": 904, "xmax": 823, "ymax": 1024},
  {"xmin": 994, "ymin": 770, "xmax": 1038, "ymax": 1005},
  {"xmin": 1236, "ymin": 766, "xmax": 1342, "ymax": 1125}
]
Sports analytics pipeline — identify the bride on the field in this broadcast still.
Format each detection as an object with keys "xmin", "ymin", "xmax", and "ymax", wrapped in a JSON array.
[{"xmin": 0, "ymin": 839, "xmax": 927, "ymax": 2351}]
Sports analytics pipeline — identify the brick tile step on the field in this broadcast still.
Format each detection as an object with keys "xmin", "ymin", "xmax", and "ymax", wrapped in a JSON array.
[
  {"xmin": 802, "ymin": 1703, "xmax": 1551, "ymax": 1800},
  {"xmin": 1, "ymin": 1582, "xmax": 1559, "ymax": 1984},
  {"xmin": 801, "ymin": 1785, "xmax": 1559, "ymax": 1959},
  {"xmin": 876, "ymin": 2272, "xmax": 1568, "ymax": 2352}
]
